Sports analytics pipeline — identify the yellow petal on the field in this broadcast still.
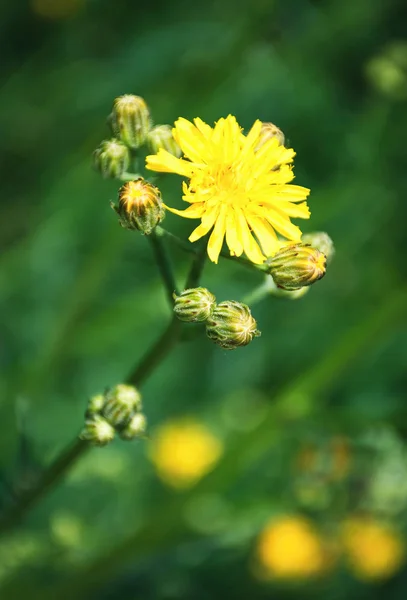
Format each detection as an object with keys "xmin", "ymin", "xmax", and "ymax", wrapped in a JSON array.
[
  {"xmin": 274, "ymin": 200, "xmax": 310, "ymax": 219},
  {"xmin": 225, "ymin": 208, "xmax": 244, "ymax": 257},
  {"xmin": 245, "ymin": 213, "xmax": 280, "ymax": 257},
  {"xmin": 189, "ymin": 204, "xmax": 220, "ymax": 242},
  {"xmin": 274, "ymin": 184, "xmax": 311, "ymax": 202},
  {"xmin": 235, "ymin": 207, "xmax": 266, "ymax": 264},
  {"xmin": 146, "ymin": 150, "xmax": 194, "ymax": 177},
  {"xmin": 207, "ymin": 205, "xmax": 228, "ymax": 263},
  {"xmin": 173, "ymin": 118, "xmax": 211, "ymax": 163},
  {"xmin": 263, "ymin": 208, "xmax": 302, "ymax": 240},
  {"xmin": 165, "ymin": 203, "xmax": 205, "ymax": 219}
]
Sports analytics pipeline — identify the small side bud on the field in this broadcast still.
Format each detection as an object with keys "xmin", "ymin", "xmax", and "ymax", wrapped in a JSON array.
[
  {"xmin": 206, "ymin": 300, "xmax": 261, "ymax": 350},
  {"xmin": 174, "ymin": 287, "xmax": 216, "ymax": 323},
  {"xmin": 267, "ymin": 243, "xmax": 326, "ymax": 291},
  {"xmin": 120, "ymin": 413, "xmax": 147, "ymax": 441},
  {"xmin": 93, "ymin": 139, "xmax": 130, "ymax": 179},
  {"xmin": 102, "ymin": 384, "xmax": 142, "ymax": 429},
  {"xmin": 301, "ymin": 232, "xmax": 335, "ymax": 263},
  {"xmin": 147, "ymin": 124, "xmax": 181, "ymax": 157},
  {"xmin": 112, "ymin": 178, "xmax": 165, "ymax": 234},
  {"xmin": 256, "ymin": 122, "xmax": 285, "ymax": 149},
  {"xmin": 85, "ymin": 393, "xmax": 105, "ymax": 419},
  {"xmin": 110, "ymin": 95, "xmax": 151, "ymax": 149},
  {"xmin": 80, "ymin": 415, "xmax": 115, "ymax": 447}
]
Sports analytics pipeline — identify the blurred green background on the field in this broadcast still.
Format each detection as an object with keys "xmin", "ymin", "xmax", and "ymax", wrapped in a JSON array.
[{"xmin": 1, "ymin": 0, "xmax": 407, "ymax": 598}]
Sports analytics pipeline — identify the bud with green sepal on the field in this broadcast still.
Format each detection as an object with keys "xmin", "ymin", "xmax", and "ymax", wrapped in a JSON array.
[
  {"xmin": 256, "ymin": 122, "xmax": 285, "ymax": 150},
  {"xmin": 112, "ymin": 178, "xmax": 165, "ymax": 235},
  {"xmin": 85, "ymin": 393, "xmax": 105, "ymax": 419},
  {"xmin": 110, "ymin": 95, "xmax": 151, "ymax": 149},
  {"xmin": 102, "ymin": 384, "xmax": 142, "ymax": 429},
  {"xmin": 301, "ymin": 232, "xmax": 335, "ymax": 264},
  {"xmin": 147, "ymin": 124, "xmax": 181, "ymax": 157},
  {"xmin": 80, "ymin": 415, "xmax": 115, "ymax": 447},
  {"xmin": 93, "ymin": 138, "xmax": 130, "ymax": 179},
  {"xmin": 267, "ymin": 243, "xmax": 326, "ymax": 291},
  {"xmin": 120, "ymin": 413, "xmax": 147, "ymax": 441},
  {"xmin": 206, "ymin": 300, "xmax": 261, "ymax": 350},
  {"xmin": 174, "ymin": 287, "xmax": 216, "ymax": 323}
]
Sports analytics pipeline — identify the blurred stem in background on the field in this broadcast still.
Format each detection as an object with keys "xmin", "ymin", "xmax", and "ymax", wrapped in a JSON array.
[{"xmin": 0, "ymin": 235, "xmax": 207, "ymax": 537}]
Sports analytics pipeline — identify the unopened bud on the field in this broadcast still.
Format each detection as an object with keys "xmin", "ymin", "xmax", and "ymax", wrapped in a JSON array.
[
  {"xmin": 147, "ymin": 124, "xmax": 181, "ymax": 157},
  {"xmin": 267, "ymin": 243, "xmax": 326, "ymax": 291},
  {"xmin": 112, "ymin": 178, "xmax": 165, "ymax": 234},
  {"xmin": 85, "ymin": 393, "xmax": 105, "ymax": 419},
  {"xmin": 174, "ymin": 287, "xmax": 216, "ymax": 323},
  {"xmin": 102, "ymin": 384, "xmax": 142, "ymax": 429},
  {"xmin": 301, "ymin": 232, "xmax": 335, "ymax": 263},
  {"xmin": 256, "ymin": 122, "xmax": 285, "ymax": 149},
  {"xmin": 120, "ymin": 413, "xmax": 147, "ymax": 441},
  {"xmin": 80, "ymin": 415, "xmax": 115, "ymax": 447},
  {"xmin": 110, "ymin": 95, "xmax": 151, "ymax": 149},
  {"xmin": 206, "ymin": 301, "xmax": 261, "ymax": 350},
  {"xmin": 93, "ymin": 139, "xmax": 130, "ymax": 179}
]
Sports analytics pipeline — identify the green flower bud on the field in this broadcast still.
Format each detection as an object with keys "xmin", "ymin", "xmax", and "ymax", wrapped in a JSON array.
[
  {"xmin": 206, "ymin": 301, "xmax": 261, "ymax": 350},
  {"xmin": 80, "ymin": 415, "xmax": 115, "ymax": 447},
  {"xmin": 85, "ymin": 393, "xmax": 105, "ymax": 419},
  {"xmin": 112, "ymin": 178, "xmax": 165, "ymax": 235},
  {"xmin": 102, "ymin": 384, "xmax": 142, "ymax": 429},
  {"xmin": 93, "ymin": 138, "xmax": 130, "ymax": 179},
  {"xmin": 147, "ymin": 124, "xmax": 181, "ymax": 157},
  {"xmin": 301, "ymin": 232, "xmax": 335, "ymax": 263},
  {"xmin": 256, "ymin": 122, "xmax": 285, "ymax": 149},
  {"xmin": 174, "ymin": 287, "xmax": 216, "ymax": 323},
  {"xmin": 267, "ymin": 243, "xmax": 326, "ymax": 291},
  {"xmin": 120, "ymin": 413, "xmax": 147, "ymax": 441},
  {"xmin": 110, "ymin": 95, "xmax": 151, "ymax": 149}
]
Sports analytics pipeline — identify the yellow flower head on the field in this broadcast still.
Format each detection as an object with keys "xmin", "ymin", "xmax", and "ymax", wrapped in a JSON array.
[
  {"xmin": 256, "ymin": 515, "xmax": 330, "ymax": 580},
  {"xmin": 148, "ymin": 419, "xmax": 223, "ymax": 489},
  {"xmin": 146, "ymin": 115, "xmax": 310, "ymax": 264},
  {"xmin": 342, "ymin": 517, "xmax": 405, "ymax": 581}
]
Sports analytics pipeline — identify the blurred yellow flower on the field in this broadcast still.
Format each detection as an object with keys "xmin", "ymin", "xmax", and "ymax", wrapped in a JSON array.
[
  {"xmin": 256, "ymin": 515, "xmax": 330, "ymax": 580},
  {"xmin": 146, "ymin": 115, "xmax": 310, "ymax": 264},
  {"xmin": 342, "ymin": 517, "xmax": 405, "ymax": 581},
  {"xmin": 148, "ymin": 420, "xmax": 223, "ymax": 489}
]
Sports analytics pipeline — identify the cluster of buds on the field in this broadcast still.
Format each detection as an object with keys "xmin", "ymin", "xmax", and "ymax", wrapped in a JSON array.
[
  {"xmin": 93, "ymin": 94, "xmax": 181, "ymax": 180},
  {"xmin": 173, "ymin": 288, "xmax": 260, "ymax": 350},
  {"xmin": 80, "ymin": 384, "xmax": 147, "ymax": 447}
]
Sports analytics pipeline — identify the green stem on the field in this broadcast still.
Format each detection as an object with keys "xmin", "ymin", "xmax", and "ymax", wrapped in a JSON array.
[
  {"xmin": 156, "ymin": 226, "xmax": 268, "ymax": 274},
  {"xmin": 0, "ymin": 231, "xmax": 210, "ymax": 537},
  {"xmin": 149, "ymin": 230, "xmax": 178, "ymax": 307},
  {"xmin": 241, "ymin": 278, "xmax": 272, "ymax": 306}
]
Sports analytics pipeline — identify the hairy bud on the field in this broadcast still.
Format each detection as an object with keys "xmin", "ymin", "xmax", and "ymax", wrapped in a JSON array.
[
  {"xmin": 147, "ymin": 124, "xmax": 181, "ymax": 157},
  {"xmin": 206, "ymin": 301, "xmax": 261, "ymax": 350},
  {"xmin": 120, "ymin": 413, "xmax": 148, "ymax": 441},
  {"xmin": 267, "ymin": 244, "xmax": 326, "ymax": 291},
  {"xmin": 93, "ymin": 139, "xmax": 130, "ymax": 179},
  {"xmin": 301, "ymin": 232, "xmax": 335, "ymax": 264},
  {"xmin": 102, "ymin": 384, "xmax": 142, "ymax": 429},
  {"xmin": 110, "ymin": 94, "xmax": 151, "ymax": 149},
  {"xmin": 112, "ymin": 178, "xmax": 165, "ymax": 234},
  {"xmin": 80, "ymin": 415, "xmax": 115, "ymax": 447},
  {"xmin": 174, "ymin": 287, "xmax": 216, "ymax": 323}
]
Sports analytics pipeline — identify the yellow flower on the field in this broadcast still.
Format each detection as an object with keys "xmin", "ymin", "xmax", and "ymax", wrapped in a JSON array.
[
  {"xmin": 342, "ymin": 517, "xmax": 405, "ymax": 581},
  {"xmin": 256, "ymin": 515, "xmax": 330, "ymax": 580},
  {"xmin": 148, "ymin": 419, "xmax": 223, "ymax": 489},
  {"xmin": 146, "ymin": 115, "xmax": 310, "ymax": 264}
]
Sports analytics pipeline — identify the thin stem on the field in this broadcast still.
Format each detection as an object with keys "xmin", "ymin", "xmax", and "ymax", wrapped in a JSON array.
[
  {"xmin": 241, "ymin": 278, "xmax": 272, "ymax": 306},
  {"xmin": 149, "ymin": 230, "xmax": 178, "ymax": 307},
  {"xmin": 185, "ymin": 238, "xmax": 207, "ymax": 289},
  {"xmin": 156, "ymin": 226, "xmax": 268, "ymax": 274}
]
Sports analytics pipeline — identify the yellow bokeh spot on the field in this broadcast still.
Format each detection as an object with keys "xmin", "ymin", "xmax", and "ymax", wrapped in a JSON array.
[
  {"xmin": 342, "ymin": 517, "xmax": 405, "ymax": 581},
  {"xmin": 148, "ymin": 419, "xmax": 223, "ymax": 489},
  {"xmin": 31, "ymin": 0, "xmax": 83, "ymax": 20},
  {"xmin": 256, "ymin": 516, "xmax": 330, "ymax": 580}
]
